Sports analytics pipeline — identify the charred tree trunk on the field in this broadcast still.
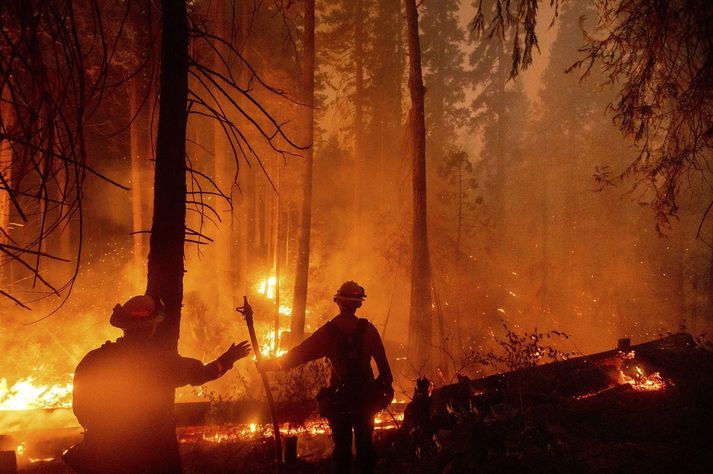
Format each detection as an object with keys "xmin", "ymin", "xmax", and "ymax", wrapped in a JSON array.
[
  {"xmin": 291, "ymin": 0, "xmax": 315, "ymax": 343},
  {"xmin": 146, "ymin": 0, "xmax": 189, "ymax": 351},
  {"xmin": 405, "ymin": 0, "xmax": 433, "ymax": 374}
]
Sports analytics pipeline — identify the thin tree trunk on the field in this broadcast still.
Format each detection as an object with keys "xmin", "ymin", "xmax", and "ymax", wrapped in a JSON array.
[
  {"xmin": 353, "ymin": 0, "xmax": 364, "ymax": 238},
  {"xmin": 291, "ymin": 0, "xmax": 315, "ymax": 343},
  {"xmin": 212, "ymin": 1, "xmax": 232, "ymax": 313},
  {"xmin": 234, "ymin": 0, "xmax": 250, "ymax": 296},
  {"xmin": 273, "ymin": 153, "xmax": 281, "ymax": 354},
  {"xmin": 0, "ymin": 87, "xmax": 12, "ymax": 287},
  {"xmin": 456, "ymin": 162, "xmax": 463, "ymax": 254},
  {"xmin": 147, "ymin": 0, "xmax": 189, "ymax": 351},
  {"xmin": 405, "ymin": 0, "xmax": 433, "ymax": 374}
]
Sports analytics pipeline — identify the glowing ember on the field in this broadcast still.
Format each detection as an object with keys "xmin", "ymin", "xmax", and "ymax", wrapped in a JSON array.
[
  {"xmin": 182, "ymin": 413, "xmax": 400, "ymax": 445},
  {"xmin": 180, "ymin": 403, "xmax": 403, "ymax": 446},
  {"xmin": 618, "ymin": 366, "xmax": 667, "ymax": 391},
  {"xmin": 0, "ymin": 376, "xmax": 73, "ymax": 410},
  {"xmin": 616, "ymin": 350, "xmax": 668, "ymax": 391}
]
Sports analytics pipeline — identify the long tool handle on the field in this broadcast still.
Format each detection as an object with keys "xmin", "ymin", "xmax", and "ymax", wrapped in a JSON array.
[{"xmin": 240, "ymin": 297, "xmax": 282, "ymax": 468}]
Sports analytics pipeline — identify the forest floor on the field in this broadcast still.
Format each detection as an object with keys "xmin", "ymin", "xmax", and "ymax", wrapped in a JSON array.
[{"xmin": 14, "ymin": 334, "xmax": 713, "ymax": 473}]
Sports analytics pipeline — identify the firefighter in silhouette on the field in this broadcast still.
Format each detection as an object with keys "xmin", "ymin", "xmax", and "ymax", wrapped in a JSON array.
[
  {"xmin": 64, "ymin": 295, "xmax": 250, "ymax": 474},
  {"xmin": 260, "ymin": 281, "xmax": 394, "ymax": 473}
]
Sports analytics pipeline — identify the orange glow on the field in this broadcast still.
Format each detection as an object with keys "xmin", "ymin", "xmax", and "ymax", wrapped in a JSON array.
[
  {"xmin": 259, "ymin": 329, "xmax": 288, "ymax": 358},
  {"xmin": 618, "ymin": 366, "xmax": 667, "ymax": 391},
  {"xmin": 617, "ymin": 350, "xmax": 668, "ymax": 391},
  {"xmin": 256, "ymin": 277, "xmax": 277, "ymax": 300},
  {"xmin": 0, "ymin": 376, "xmax": 73, "ymax": 411}
]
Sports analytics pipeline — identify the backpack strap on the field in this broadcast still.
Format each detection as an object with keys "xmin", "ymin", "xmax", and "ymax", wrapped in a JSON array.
[{"xmin": 325, "ymin": 318, "xmax": 371, "ymax": 382}]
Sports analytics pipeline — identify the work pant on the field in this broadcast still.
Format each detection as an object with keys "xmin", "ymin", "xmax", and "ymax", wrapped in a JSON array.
[
  {"xmin": 64, "ymin": 430, "xmax": 181, "ymax": 474},
  {"xmin": 328, "ymin": 411, "xmax": 376, "ymax": 473}
]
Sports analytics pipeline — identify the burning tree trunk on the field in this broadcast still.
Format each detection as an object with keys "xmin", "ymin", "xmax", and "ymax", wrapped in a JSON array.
[
  {"xmin": 405, "ymin": 0, "xmax": 433, "ymax": 373},
  {"xmin": 146, "ymin": 0, "xmax": 189, "ymax": 351},
  {"xmin": 291, "ymin": 0, "xmax": 315, "ymax": 343}
]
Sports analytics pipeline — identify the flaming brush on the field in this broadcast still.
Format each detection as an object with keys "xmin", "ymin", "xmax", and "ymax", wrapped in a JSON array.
[{"xmin": 236, "ymin": 296, "xmax": 283, "ymax": 468}]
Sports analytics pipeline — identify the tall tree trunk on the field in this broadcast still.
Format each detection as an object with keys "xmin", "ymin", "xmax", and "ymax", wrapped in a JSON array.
[
  {"xmin": 405, "ymin": 0, "xmax": 433, "ymax": 374},
  {"xmin": 212, "ymin": 0, "xmax": 233, "ymax": 313},
  {"xmin": 494, "ymin": 43, "xmax": 507, "ymax": 235},
  {"xmin": 236, "ymin": 0, "xmax": 252, "ymax": 295},
  {"xmin": 353, "ymin": 0, "xmax": 364, "ymax": 237},
  {"xmin": 230, "ymin": 1, "xmax": 253, "ymax": 301},
  {"xmin": 147, "ymin": 0, "xmax": 189, "ymax": 351},
  {"xmin": 291, "ymin": 0, "xmax": 315, "ymax": 342}
]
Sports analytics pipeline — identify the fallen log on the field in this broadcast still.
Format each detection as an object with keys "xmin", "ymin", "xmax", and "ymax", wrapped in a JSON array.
[{"xmin": 430, "ymin": 333, "xmax": 696, "ymax": 417}]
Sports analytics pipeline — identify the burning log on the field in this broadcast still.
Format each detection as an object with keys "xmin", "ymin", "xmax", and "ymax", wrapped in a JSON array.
[{"xmin": 430, "ymin": 333, "xmax": 693, "ymax": 419}]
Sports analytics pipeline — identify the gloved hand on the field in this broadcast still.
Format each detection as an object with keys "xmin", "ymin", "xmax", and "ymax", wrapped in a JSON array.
[{"xmin": 217, "ymin": 341, "xmax": 251, "ymax": 370}]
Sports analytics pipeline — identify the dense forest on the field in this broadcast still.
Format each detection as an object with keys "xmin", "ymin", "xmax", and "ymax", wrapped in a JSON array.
[{"xmin": 1, "ymin": 0, "xmax": 712, "ymax": 472}]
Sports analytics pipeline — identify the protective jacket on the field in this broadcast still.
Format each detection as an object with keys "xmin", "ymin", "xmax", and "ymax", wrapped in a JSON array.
[
  {"xmin": 279, "ymin": 314, "xmax": 393, "ymax": 388},
  {"xmin": 69, "ymin": 338, "xmax": 226, "ymax": 473}
]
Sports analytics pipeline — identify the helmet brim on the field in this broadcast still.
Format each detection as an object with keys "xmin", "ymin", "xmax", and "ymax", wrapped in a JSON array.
[
  {"xmin": 334, "ymin": 294, "xmax": 365, "ymax": 302},
  {"xmin": 110, "ymin": 308, "xmax": 164, "ymax": 329}
]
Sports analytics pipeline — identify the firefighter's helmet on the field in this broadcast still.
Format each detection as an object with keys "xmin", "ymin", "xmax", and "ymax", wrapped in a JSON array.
[
  {"xmin": 334, "ymin": 281, "xmax": 366, "ymax": 302},
  {"xmin": 110, "ymin": 295, "xmax": 165, "ymax": 329}
]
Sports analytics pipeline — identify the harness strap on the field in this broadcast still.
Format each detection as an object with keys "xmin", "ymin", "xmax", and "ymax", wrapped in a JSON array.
[{"xmin": 326, "ymin": 318, "xmax": 370, "ymax": 382}]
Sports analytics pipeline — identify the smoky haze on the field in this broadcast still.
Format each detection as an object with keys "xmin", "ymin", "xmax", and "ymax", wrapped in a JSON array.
[{"xmin": 1, "ymin": 0, "xmax": 711, "ymax": 408}]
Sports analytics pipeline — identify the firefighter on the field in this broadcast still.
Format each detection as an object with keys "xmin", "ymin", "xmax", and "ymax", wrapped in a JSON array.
[
  {"xmin": 64, "ymin": 295, "xmax": 250, "ymax": 474},
  {"xmin": 260, "ymin": 281, "xmax": 394, "ymax": 473}
]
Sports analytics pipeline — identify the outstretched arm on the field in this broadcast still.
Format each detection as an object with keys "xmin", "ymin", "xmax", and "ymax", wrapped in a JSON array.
[
  {"xmin": 259, "ymin": 326, "xmax": 329, "ymax": 372},
  {"xmin": 174, "ymin": 341, "xmax": 251, "ymax": 386}
]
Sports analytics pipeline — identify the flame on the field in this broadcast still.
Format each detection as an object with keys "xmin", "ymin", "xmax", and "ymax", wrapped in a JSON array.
[
  {"xmin": 617, "ymin": 350, "xmax": 667, "ymax": 391},
  {"xmin": 179, "ymin": 400, "xmax": 404, "ymax": 446},
  {"xmin": 0, "ymin": 376, "xmax": 73, "ymax": 411},
  {"xmin": 618, "ymin": 366, "xmax": 667, "ymax": 391},
  {"xmin": 182, "ymin": 409, "xmax": 400, "ymax": 445},
  {"xmin": 256, "ymin": 277, "xmax": 277, "ymax": 299},
  {"xmin": 259, "ymin": 329, "xmax": 288, "ymax": 358}
]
